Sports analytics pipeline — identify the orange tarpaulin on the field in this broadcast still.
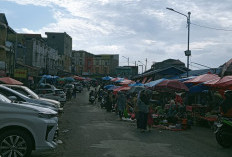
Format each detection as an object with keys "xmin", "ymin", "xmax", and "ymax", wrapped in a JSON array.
[{"xmin": 0, "ymin": 77, "xmax": 23, "ymax": 85}]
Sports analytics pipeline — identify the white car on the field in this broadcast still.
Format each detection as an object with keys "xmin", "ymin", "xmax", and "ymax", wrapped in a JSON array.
[
  {"xmin": 2, "ymin": 84, "xmax": 63, "ymax": 112},
  {"xmin": 0, "ymin": 93, "xmax": 58, "ymax": 157},
  {"xmin": 36, "ymin": 88, "xmax": 66, "ymax": 104},
  {"xmin": 0, "ymin": 85, "xmax": 58, "ymax": 112}
]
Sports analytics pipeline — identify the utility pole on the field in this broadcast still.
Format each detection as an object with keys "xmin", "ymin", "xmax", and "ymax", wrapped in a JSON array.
[
  {"xmin": 122, "ymin": 56, "xmax": 129, "ymax": 66},
  {"xmin": 135, "ymin": 61, "xmax": 136, "ymax": 66},
  {"xmin": 145, "ymin": 58, "xmax": 147, "ymax": 72},
  {"xmin": 166, "ymin": 8, "xmax": 191, "ymax": 77}
]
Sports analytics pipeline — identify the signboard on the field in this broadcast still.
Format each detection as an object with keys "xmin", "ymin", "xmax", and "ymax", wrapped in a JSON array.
[{"xmin": 14, "ymin": 69, "xmax": 27, "ymax": 78}]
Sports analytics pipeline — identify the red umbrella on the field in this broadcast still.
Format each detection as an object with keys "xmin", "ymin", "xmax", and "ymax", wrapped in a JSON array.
[
  {"xmin": 184, "ymin": 74, "xmax": 220, "ymax": 84},
  {"xmin": 0, "ymin": 77, "xmax": 23, "ymax": 85},
  {"xmin": 154, "ymin": 80, "xmax": 189, "ymax": 92},
  {"xmin": 203, "ymin": 78, "xmax": 220, "ymax": 86},
  {"xmin": 120, "ymin": 79, "xmax": 135, "ymax": 85},
  {"xmin": 213, "ymin": 76, "xmax": 232, "ymax": 89},
  {"xmin": 73, "ymin": 75, "xmax": 85, "ymax": 81},
  {"xmin": 113, "ymin": 86, "xmax": 131, "ymax": 94}
]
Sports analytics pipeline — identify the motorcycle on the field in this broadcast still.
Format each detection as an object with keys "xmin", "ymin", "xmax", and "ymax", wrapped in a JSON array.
[
  {"xmin": 215, "ymin": 115, "xmax": 232, "ymax": 148},
  {"xmin": 100, "ymin": 97, "xmax": 106, "ymax": 108},
  {"xmin": 89, "ymin": 95, "xmax": 95, "ymax": 104}
]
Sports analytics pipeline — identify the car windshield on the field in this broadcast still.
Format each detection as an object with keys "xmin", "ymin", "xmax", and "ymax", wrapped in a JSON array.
[
  {"xmin": 0, "ymin": 93, "xmax": 11, "ymax": 103},
  {"xmin": 23, "ymin": 87, "xmax": 39, "ymax": 99}
]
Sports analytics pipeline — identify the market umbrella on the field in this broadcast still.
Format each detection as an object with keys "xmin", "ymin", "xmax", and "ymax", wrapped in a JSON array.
[
  {"xmin": 0, "ymin": 77, "xmax": 23, "ymax": 85},
  {"xmin": 184, "ymin": 73, "xmax": 220, "ymax": 84},
  {"xmin": 111, "ymin": 77, "xmax": 123, "ymax": 82},
  {"xmin": 144, "ymin": 78, "xmax": 166, "ymax": 88},
  {"xmin": 129, "ymin": 82, "xmax": 144, "ymax": 87},
  {"xmin": 102, "ymin": 76, "xmax": 113, "ymax": 81},
  {"xmin": 113, "ymin": 86, "xmax": 131, "ymax": 94},
  {"xmin": 104, "ymin": 85, "xmax": 115, "ymax": 89},
  {"xmin": 108, "ymin": 86, "xmax": 120, "ymax": 90},
  {"xmin": 115, "ymin": 78, "xmax": 124, "ymax": 83},
  {"xmin": 154, "ymin": 80, "xmax": 189, "ymax": 92},
  {"xmin": 213, "ymin": 76, "xmax": 232, "ymax": 89},
  {"xmin": 203, "ymin": 78, "xmax": 221, "ymax": 87},
  {"xmin": 120, "ymin": 79, "xmax": 135, "ymax": 85},
  {"xmin": 73, "ymin": 75, "xmax": 85, "ymax": 81}
]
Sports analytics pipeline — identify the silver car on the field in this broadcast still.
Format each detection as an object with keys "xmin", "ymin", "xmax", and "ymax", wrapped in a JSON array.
[
  {"xmin": 0, "ymin": 93, "xmax": 58, "ymax": 157},
  {"xmin": 0, "ymin": 85, "xmax": 58, "ymax": 112},
  {"xmin": 2, "ymin": 84, "xmax": 63, "ymax": 112}
]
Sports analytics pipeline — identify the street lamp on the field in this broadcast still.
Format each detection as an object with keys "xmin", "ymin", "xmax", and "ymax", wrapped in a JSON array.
[
  {"xmin": 122, "ymin": 56, "xmax": 129, "ymax": 66},
  {"xmin": 139, "ymin": 65, "xmax": 143, "ymax": 74},
  {"xmin": 138, "ymin": 60, "xmax": 147, "ymax": 72},
  {"xmin": 166, "ymin": 7, "xmax": 191, "ymax": 77}
]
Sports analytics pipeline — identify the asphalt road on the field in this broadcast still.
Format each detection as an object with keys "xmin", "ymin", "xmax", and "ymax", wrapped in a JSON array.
[{"xmin": 32, "ymin": 88, "xmax": 232, "ymax": 157}]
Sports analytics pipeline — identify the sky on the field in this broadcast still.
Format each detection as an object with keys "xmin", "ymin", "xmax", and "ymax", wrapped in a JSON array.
[{"xmin": 1, "ymin": 0, "xmax": 232, "ymax": 73}]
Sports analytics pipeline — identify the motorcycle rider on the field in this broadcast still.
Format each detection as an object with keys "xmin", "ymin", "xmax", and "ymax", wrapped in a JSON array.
[
  {"xmin": 220, "ymin": 90, "xmax": 232, "ymax": 117},
  {"xmin": 89, "ymin": 90, "xmax": 95, "ymax": 102}
]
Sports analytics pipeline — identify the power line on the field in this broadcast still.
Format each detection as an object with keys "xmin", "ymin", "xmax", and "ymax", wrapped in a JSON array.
[{"xmin": 191, "ymin": 22, "xmax": 232, "ymax": 31}]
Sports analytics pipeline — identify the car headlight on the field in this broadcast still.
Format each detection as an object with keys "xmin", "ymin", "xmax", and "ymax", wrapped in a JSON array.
[{"xmin": 38, "ymin": 112, "xmax": 57, "ymax": 119}]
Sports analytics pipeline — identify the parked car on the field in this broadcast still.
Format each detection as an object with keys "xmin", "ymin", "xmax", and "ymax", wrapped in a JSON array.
[
  {"xmin": 2, "ymin": 84, "xmax": 63, "ymax": 112},
  {"xmin": 0, "ymin": 85, "xmax": 58, "ymax": 112},
  {"xmin": 35, "ymin": 88, "xmax": 66, "ymax": 104},
  {"xmin": 0, "ymin": 93, "xmax": 58, "ymax": 157}
]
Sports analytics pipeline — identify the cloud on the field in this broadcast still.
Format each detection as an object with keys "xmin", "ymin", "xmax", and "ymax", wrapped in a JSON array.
[{"xmin": 3, "ymin": 0, "xmax": 232, "ymax": 70}]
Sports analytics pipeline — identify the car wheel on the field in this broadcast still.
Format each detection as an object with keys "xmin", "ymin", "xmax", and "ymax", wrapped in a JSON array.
[{"xmin": 0, "ymin": 129, "xmax": 33, "ymax": 157}]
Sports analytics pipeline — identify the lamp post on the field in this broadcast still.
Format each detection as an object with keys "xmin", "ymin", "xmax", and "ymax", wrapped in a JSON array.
[
  {"xmin": 138, "ymin": 60, "xmax": 147, "ymax": 72},
  {"xmin": 166, "ymin": 7, "xmax": 191, "ymax": 77},
  {"xmin": 122, "ymin": 56, "xmax": 129, "ymax": 66},
  {"xmin": 139, "ymin": 65, "xmax": 143, "ymax": 74}
]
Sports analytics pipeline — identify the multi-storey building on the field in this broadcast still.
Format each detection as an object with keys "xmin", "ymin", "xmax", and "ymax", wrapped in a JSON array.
[
  {"xmin": 45, "ymin": 32, "xmax": 72, "ymax": 75},
  {"xmin": 16, "ymin": 34, "xmax": 60, "ymax": 76},
  {"xmin": 72, "ymin": 50, "xmax": 94, "ymax": 76},
  {"xmin": 93, "ymin": 54, "xmax": 119, "ymax": 76},
  {"xmin": 0, "ymin": 13, "xmax": 16, "ymax": 77}
]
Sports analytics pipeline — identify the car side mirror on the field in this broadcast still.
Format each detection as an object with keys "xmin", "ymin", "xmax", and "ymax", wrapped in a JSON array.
[{"xmin": 8, "ymin": 96, "xmax": 17, "ymax": 102}]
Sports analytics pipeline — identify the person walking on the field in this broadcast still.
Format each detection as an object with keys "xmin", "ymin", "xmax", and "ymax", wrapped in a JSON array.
[
  {"xmin": 137, "ymin": 89, "xmax": 151, "ymax": 132},
  {"xmin": 72, "ymin": 87, "xmax": 77, "ymax": 99},
  {"xmin": 117, "ymin": 91, "xmax": 126, "ymax": 120}
]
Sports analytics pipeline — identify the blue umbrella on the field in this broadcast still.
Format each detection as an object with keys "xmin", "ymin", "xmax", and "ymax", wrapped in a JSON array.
[
  {"xmin": 129, "ymin": 82, "xmax": 144, "ymax": 87},
  {"xmin": 102, "ymin": 76, "xmax": 113, "ymax": 80},
  {"xmin": 108, "ymin": 86, "xmax": 120, "ymax": 90},
  {"xmin": 115, "ymin": 78, "xmax": 124, "ymax": 83},
  {"xmin": 144, "ymin": 78, "xmax": 166, "ymax": 88},
  {"xmin": 104, "ymin": 85, "xmax": 115, "ymax": 89}
]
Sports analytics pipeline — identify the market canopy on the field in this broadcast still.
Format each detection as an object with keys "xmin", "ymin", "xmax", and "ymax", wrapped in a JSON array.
[
  {"xmin": 104, "ymin": 85, "xmax": 115, "ymax": 89},
  {"xmin": 184, "ymin": 73, "xmax": 220, "ymax": 84},
  {"xmin": 129, "ymin": 82, "xmax": 144, "ymax": 87},
  {"xmin": 113, "ymin": 86, "xmax": 131, "ymax": 93},
  {"xmin": 0, "ymin": 77, "xmax": 23, "ymax": 85},
  {"xmin": 120, "ymin": 79, "xmax": 135, "ymax": 85},
  {"xmin": 154, "ymin": 80, "xmax": 189, "ymax": 92},
  {"xmin": 144, "ymin": 78, "xmax": 166, "ymax": 88},
  {"xmin": 213, "ymin": 75, "xmax": 232, "ymax": 89}
]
